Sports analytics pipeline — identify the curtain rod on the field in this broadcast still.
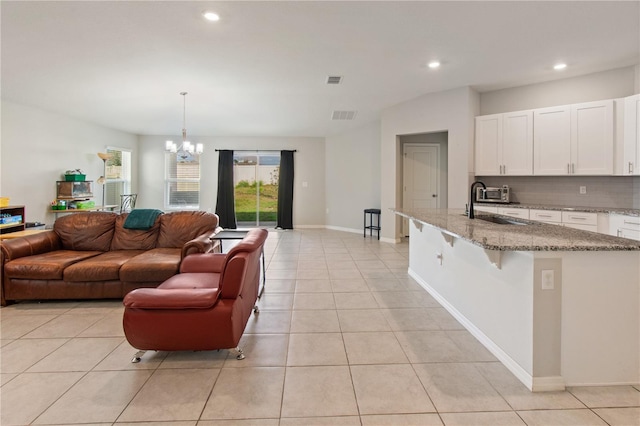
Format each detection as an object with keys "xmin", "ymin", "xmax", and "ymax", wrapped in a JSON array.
[{"xmin": 214, "ymin": 149, "xmax": 297, "ymax": 152}]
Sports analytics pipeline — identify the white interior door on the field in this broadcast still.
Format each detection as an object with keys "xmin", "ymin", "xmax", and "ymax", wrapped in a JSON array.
[{"xmin": 403, "ymin": 144, "xmax": 439, "ymax": 236}]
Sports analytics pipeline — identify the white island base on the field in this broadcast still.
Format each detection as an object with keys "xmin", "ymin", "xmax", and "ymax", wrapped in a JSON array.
[{"xmin": 407, "ymin": 220, "xmax": 640, "ymax": 391}]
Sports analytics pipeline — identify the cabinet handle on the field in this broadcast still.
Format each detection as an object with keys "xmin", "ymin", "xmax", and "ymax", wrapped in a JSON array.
[
  {"xmin": 623, "ymin": 220, "xmax": 640, "ymax": 226},
  {"xmin": 538, "ymin": 214, "xmax": 553, "ymax": 218},
  {"xmin": 567, "ymin": 163, "xmax": 570, "ymax": 174},
  {"xmin": 617, "ymin": 229, "xmax": 622, "ymax": 237},
  {"xmin": 572, "ymin": 163, "xmax": 575, "ymax": 174},
  {"xmin": 570, "ymin": 216, "xmax": 587, "ymax": 220},
  {"xmin": 630, "ymin": 162, "xmax": 634, "ymax": 174}
]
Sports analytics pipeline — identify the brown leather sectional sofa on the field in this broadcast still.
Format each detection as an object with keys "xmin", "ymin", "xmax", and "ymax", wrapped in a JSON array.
[{"xmin": 0, "ymin": 211, "xmax": 220, "ymax": 306}]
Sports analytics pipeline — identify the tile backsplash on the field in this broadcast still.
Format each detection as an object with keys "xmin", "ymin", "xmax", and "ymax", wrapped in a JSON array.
[{"xmin": 476, "ymin": 176, "xmax": 640, "ymax": 209}]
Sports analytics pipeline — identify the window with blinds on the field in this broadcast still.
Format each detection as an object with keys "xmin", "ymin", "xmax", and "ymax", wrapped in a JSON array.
[{"xmin": 165, "ymin": 151, "xmax": 200, "ymax": 209}]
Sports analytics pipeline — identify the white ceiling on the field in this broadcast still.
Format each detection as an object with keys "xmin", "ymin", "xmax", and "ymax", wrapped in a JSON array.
[{"xmin": 2, "ymin": 1, "xmax": 639, "ymax": 138}]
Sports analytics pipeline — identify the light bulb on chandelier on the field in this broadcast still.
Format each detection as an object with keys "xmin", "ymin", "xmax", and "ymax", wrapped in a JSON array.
[{"xmin": 165, "ymin": 92, "xmax": 203, "ymax": 155}]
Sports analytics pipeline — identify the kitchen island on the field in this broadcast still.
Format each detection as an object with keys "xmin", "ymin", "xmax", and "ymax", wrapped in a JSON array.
[{"xmin": 394, "ymin": 208, "xmax": 640, "ymax": 391}]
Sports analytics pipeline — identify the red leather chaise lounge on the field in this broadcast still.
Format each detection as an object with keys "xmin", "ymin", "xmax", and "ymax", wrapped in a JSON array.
[{"xmin": 122, "ymin": 228, "xmax": 268, "ymax": 362}]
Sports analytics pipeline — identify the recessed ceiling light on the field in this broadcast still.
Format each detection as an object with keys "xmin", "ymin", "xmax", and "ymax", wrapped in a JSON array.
[
  {"xmin": 428, "ymin": 61, "xmax": 441, "ymax": 69},
  {"xmin": 553, "ymin": 63, "xmax": 567, "ymax": 70},
  {"xmin": 203, "ymin": 11, "xmax": 220, "ymax": 21}
]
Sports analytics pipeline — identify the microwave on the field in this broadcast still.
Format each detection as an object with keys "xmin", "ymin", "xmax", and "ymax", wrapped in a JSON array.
[{"xmin": 476, "ymin": 185, "xmax": 510, "ymax": 203}]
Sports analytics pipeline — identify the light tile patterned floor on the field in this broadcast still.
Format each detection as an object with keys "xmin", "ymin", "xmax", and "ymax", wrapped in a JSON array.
[{"xmin": 1, "ymin": 229, "xmax": 639, "ymax": 425}]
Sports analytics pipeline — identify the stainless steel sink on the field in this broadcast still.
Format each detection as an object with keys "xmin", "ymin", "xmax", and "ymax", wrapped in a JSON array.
[{"xmin": 477, "ymin": 216, "xmax": 528, "ymax": 226}]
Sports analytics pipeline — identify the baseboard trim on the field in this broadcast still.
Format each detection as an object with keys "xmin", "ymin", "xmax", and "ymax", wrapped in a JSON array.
[
  {"xmin": 409, "ymin": 268, "xmax": 545, "ymax": 392},
  {"xmin": 532, "ymin": 376, "xmax": 566, "ymax": 392}
]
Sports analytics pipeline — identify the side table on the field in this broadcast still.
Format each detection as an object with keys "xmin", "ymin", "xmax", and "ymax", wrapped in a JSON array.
[{"xmin": 210, "ymin": 229, "xmax": 267, "ymax": 298}]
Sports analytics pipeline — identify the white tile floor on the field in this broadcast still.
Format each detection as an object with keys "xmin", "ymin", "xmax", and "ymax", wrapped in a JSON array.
[{"xmin": 1, "ymin": 228, "xmax": 639, "ymax": 425}]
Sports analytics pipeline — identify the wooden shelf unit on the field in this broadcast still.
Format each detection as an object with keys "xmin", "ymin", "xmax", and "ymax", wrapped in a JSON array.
[{"xmin": 0, "ymin": 205, "xmax": 25, "ymax": 235}]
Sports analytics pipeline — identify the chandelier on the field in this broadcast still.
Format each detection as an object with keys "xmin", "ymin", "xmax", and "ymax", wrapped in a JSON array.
[{"xmin": 165, "ymin": 92, "xmax": 203, "ymax": 155}]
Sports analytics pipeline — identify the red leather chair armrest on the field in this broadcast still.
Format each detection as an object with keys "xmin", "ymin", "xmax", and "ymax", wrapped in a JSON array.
[
  {"xmin": 179, "ymin": 253, "xmax": 226, "ymax": 273},
  {"xmin": 123, "ymin": 288, "xmax": 220, "ymax": 309}
]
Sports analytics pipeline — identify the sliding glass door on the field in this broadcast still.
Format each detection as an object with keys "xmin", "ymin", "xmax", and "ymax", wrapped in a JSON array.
[{"xmin": 233, "ymin": 151, "xmax": 280, "ymax": 227}]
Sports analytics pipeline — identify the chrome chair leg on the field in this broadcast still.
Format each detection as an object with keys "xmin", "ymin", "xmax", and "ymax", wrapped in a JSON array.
[
  {"xmin": 233, "ymin": 347, "xmax": 245, "ymax": 360},
  {"xmin": 131, "ymin": 350, "xmax": 146, "ymax": 363},
  {"xmin": 253, "ymin": 305, "xmax": 260, "ymax": 314}
]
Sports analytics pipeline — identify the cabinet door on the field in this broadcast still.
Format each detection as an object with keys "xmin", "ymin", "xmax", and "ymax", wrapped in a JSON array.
[
  {"xmin": 610, "ymin": 214, "xmax": 640, "ymax": 240},
  {"xmin": 562, "ymin": 211, "xmax": 598, "ymax": 227},
  {"xmin": 623, "ymin": 94, "xmax": 640, "ymax": 175},
  {"xmin": 502, "ymin": 110, "xmax": 533, "ymax": 175},
  {"xmin": 530, "ymin": 209, "xmax": 562, "ymax": 224},
  {"xmin": 534, "ymin": 105, "xmax": 571, "ymax": 175},
  {"xmin": 475, "ymin": 114, "xmax": 502, "ymax": 175},
  {"xmin": 571, "ymin": 100, "xmax": 613, "ymax": 175},
  {"xmin": 497, "ymin": 207, "xmax": 529, "ymax": 219},
  {"xmin": 474, "ymin": 205, "xmax": 498, "ymax": 214}
]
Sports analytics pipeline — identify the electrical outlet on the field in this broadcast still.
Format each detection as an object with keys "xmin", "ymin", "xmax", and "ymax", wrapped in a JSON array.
[
  {"xmin": 541, "ymin": 269, "xmax": 555, "ymax": 290},
  {"xmin": 579, "ymin": 186, "xmax": 587, "ymax": 195}
]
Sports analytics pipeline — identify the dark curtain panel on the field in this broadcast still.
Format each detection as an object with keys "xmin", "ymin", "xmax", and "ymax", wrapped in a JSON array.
[
  {"xmin": 276, "ymin": 150, "xmax": 295, "ymax": 229},
  {"xmin": 215, "ymin": 150, "xmax": 237, "ymax": 229}
]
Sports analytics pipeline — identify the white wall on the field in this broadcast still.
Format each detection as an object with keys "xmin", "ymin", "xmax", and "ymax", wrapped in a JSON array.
[
  {"xmin": 0, "ymin": 100, "xmax": 138, "ymax": 225},
  {"xmin": 137, "ymin": 135, "xmax": 326, "ymax": 227},
  {"xmin": 480, "ymin": 66, "xmax": 637, "ymax": 115},
  {"xmin": 325, "ymin": 121, "xmax": 381, "ymax": 233},
  {"xmin": 380, "ymin": 87, "xmax": 480, "ymax": 241}
]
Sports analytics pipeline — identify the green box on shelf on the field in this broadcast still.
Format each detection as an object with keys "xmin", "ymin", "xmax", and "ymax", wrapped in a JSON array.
[
  {"xmin": 76, "ymin": 201, "xmax": 95, "ymax": 209},
  {"xmin": 64, "ymin": 174, "xmax": 86, "ymax": 182}
]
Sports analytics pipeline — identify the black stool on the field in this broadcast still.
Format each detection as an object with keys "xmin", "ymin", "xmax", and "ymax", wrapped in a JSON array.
[{"xmin": 364, "ymin": 208, "xmax": 381, "ymax": 240}]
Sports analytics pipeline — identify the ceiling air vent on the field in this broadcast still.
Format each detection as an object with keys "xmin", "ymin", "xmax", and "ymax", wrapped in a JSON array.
[
  {"xmin": 331, "ymin": 110, "xmax": 357, "ymax": 120},
  {"xmin": 326, "ymin": 75, "xmax": 343, "ymax": 85}
]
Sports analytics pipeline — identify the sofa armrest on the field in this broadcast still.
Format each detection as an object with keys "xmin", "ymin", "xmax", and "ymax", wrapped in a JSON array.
[
  {"xmin": 123, "ymin": 287, "xmax": 220, "ymax": 309},
  {"xmin": 181, "ymin": 228, "xmax": 223, "ymax": 259},
  {"xmin": 179, "ymin": 253, "xmax": 226, "ymax": 273},
  {"xmin": 0, "ymin": 231, "xmax": 61, "ymax": 262}
]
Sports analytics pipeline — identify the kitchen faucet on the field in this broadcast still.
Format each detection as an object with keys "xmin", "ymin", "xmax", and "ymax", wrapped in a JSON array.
[{"xmin": 468, "ymin": 181, "xmax": 486, "ymax": 219}]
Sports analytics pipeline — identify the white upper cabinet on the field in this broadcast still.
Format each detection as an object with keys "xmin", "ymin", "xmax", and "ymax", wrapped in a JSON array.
[
  {"xmin": 475, "ymin": 114, "xmax": 502, "ymax": 175},
  {"xmin": 622, "ymin": 94, "xmax": 640, "ymax": 175},
  {"xmin": 533, "ymin": 100, "xmax": 613, "ymax": 175},
  {"xmin": 570, "ymin": 100, "xmax": 613, "ymax": 175},
  {"xmin": 533, "ymin": 105, "xmax": 571, "ymax": 175},
  {"xmin": 502, "ymin": 110, "xmax": 533, "ymax": 175},
  {"xmin": 475, "ymin": 110, "xmax": 532, "ymax": 176}
]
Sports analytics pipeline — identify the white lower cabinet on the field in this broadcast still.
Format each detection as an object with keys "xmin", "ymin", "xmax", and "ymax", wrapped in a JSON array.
[
  {"xmin": 609, "ymin": 214, "xmax": 640, "ymax": 241},
  {"xmin": 529, "ymin": 209, "xmax": 562, "ymax": 225},
  {"xmin": 474, "ymin": 205, "xmax": 498, "ymax": 214},
  {"xmin": 497, "ymin": 207, "xmax": 529, "ymax": 219},
  {"xmin": 562, "ymin": 211, "xmax": 598, "ymax": 232}
]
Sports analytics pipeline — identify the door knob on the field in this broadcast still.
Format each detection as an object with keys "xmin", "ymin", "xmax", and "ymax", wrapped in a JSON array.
[{"xmin": 432, "ymin": 194, "xmax": 437, "ymax": 198}]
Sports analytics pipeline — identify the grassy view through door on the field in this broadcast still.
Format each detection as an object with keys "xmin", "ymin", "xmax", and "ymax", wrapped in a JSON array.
[{"xmin": 233, "ymin": 152, "xmax": 280, "ymax": 226}]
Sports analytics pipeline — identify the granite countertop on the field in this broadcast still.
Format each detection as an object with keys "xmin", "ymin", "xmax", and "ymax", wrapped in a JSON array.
[
  {"xmin": 394, "ymin": 208, "xmax": 640, "ymax": 252},
  {"xmin": 476, "ymin": 203, "xmax": 640, "ymax": 216}
]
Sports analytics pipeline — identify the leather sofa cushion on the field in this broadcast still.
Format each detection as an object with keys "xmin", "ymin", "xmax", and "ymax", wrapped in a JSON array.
[
  {"xmin": 64, "ymin": 250, "xmax": 146, "ymax": 282},
  {"xmin": 123, "ymin": 288, "xmax": 220, "ymax": 309},
  {"xmin": 159, "ymin": 272, "xmax": 221, "ymax": 290},
  {"xmin": 4, "ymin": 250, "xmax": 102, "ymax": 280},
  {"xmin": 119, "ymin": 248, "xmax": 181, "ymax": 282},
  {"xmin": 54, "ymin": 212, "xmax": 117, "ymax": 251},
  {"xmin": 111, "ymin": 214, "xmax": 160, "ymax": 251},
  {"xmin": 157, "ymin": 211, "xmax": 218, "ymax": 248}
]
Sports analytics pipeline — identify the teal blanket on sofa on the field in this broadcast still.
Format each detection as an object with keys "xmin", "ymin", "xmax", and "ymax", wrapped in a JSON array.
[{"xmin": 123, "ymin": 209, "xmax": 163, "ymax": 230}]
